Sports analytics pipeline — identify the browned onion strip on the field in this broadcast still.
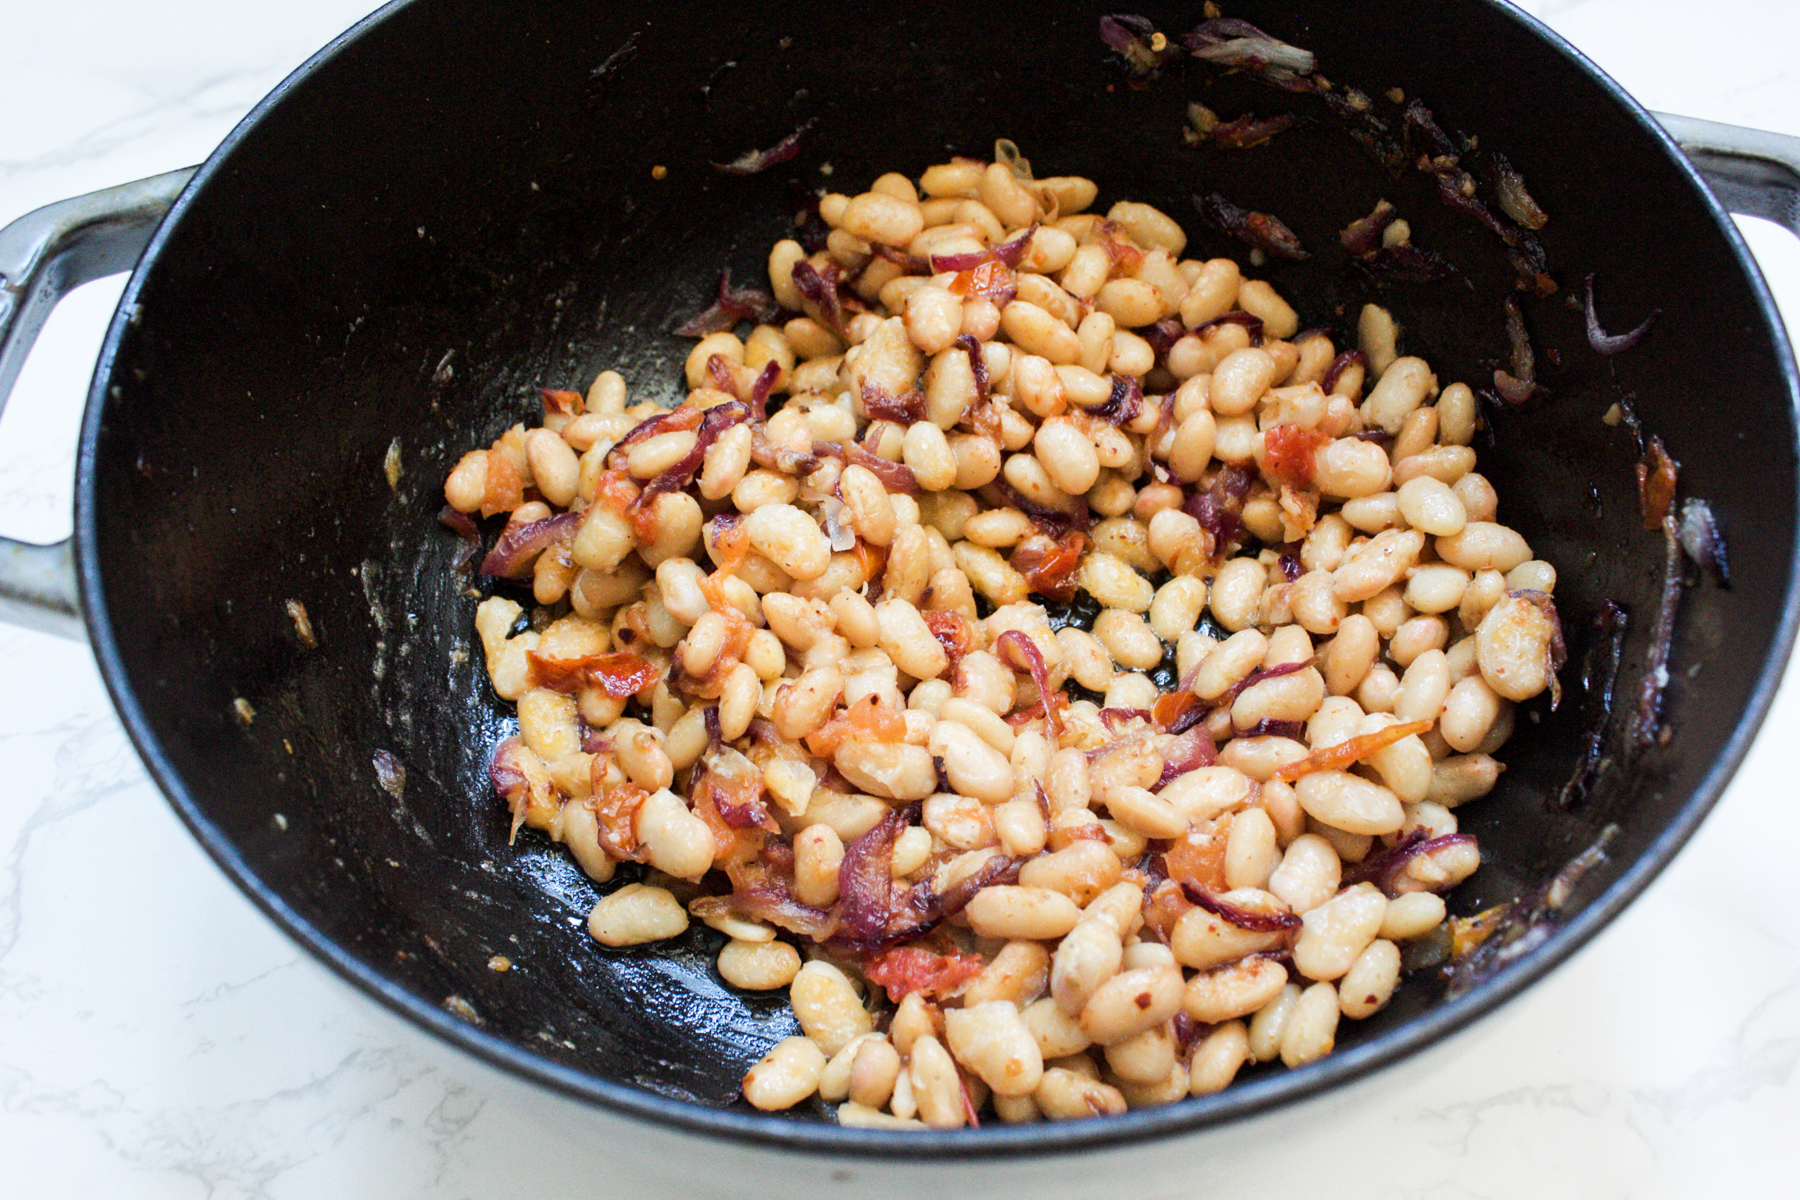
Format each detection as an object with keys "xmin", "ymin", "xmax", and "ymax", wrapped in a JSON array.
[
  {"xmin": 1584, "ymin": 273, "xmax": 1659, "ymax": 356},
  {"xmin": 1194, "ymin": 191, "xmax": 1309, "ymax": 260},
  {"xmin": 1628, "ymin": 514, "xmax": 1686, "ymax": 750},
  {"xmin": 1179, "ymin": 883, "xmax": 1303, "ymax": 932},
  {"xmin": 479, "ymin": 510, "xmax": 580, "ymax": 578},
  {"xmin": 712, "ymin": 117, "xmax": 817, "ymax": 175},
  {"xmin": 835, "ymin": 808, "xmax": 905, "ymax": 944}
]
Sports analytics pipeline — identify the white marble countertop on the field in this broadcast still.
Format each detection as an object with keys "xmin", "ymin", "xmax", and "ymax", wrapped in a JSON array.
[{"xmin": 2, "ymin": 1, "xmax": 1797, "ymax": 1195}]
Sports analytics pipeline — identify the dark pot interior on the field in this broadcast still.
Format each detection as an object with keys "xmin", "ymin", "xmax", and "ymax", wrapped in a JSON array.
[{"xmin": 76, "ymin": 0, "xmax": 1799, "ymax": 1152}]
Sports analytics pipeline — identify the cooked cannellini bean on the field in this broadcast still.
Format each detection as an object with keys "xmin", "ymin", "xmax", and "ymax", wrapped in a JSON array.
[
  {"xmin": 587, "ymin": 883, "xmax": 688, "ymax": 947},
  {"xmin": 743, "ymin": 1037, "xmax": 827, "ymax": 1111}
]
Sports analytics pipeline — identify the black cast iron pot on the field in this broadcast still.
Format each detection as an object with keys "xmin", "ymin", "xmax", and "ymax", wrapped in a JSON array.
[{"xmin": 1, "ymin": 0, "xmax": 1797, "ymax": 1188}]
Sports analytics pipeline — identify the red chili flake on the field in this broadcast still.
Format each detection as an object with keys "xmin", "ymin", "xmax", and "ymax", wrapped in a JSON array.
[
  {"xmin": 1263, "ymin": 424, "xmax": 1330, "ymax": 489},
  {"xmin": 1270, "ymin": 718, "xmax": 1431, "ymax": 782}
]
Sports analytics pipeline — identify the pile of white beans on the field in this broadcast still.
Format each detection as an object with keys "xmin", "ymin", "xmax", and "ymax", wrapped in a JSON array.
[{"xmin": 444, "ymin": 147, "xmax": 1563, "ymax": 1128}]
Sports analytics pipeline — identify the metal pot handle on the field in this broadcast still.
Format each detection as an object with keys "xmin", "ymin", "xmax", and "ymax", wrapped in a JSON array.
[
  {"xmin": 0, "ymin": 168, "xmax": 195, "ymax": 641},
  {"xmin": 1657, "ymin": 112, "xmax": 1800, "ymax": 236}
]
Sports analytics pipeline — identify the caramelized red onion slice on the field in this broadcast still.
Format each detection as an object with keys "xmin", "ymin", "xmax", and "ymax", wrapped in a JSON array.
[
  {"xmin": 790, "ymin": 258, "xmax": 847, "ymax": 336},
  {"xmin": 1356, "ymin": 243, "xmax": 1459, "ymax": 284},
  {"xmin": 861, "ymin": 381, "xmax": 925, "ymax": 423},
  {"xmin": 1092, "ymin": 374, "xmax": 1143, "ymax": 426},
  {"xmin": 836, "ymin": 808, "xmax": 905, "ymax": 944},
  {"xmin": 438, "ymin": 505, "xmax": 481, "ymax": 568},
  {"xmin": 1190, "ymin": 310, "xmax": 1265, "ymax": 344},
  {"xmin": 1182, "ymin": 17, "xmax": 1317, "ymax": 83},
  {"xmin": 1584, "ymin": 273, "xmax": 1660, "ymax": 356},
  {"xmin": 1492, "ymin": 152, "xmax": 1549, "ymax": 231},
  {"xmin": 1182, "ymin": 462, "xmax": 1255, "ymax": 554},
  {"xmin": 955, "ymin": 333, "xmax": 991, "ymax": 400},
  {"xmin": 609, "ymin": 403, "xmax": 703, "ymax": 464},
  {"xmin": 997, "ymin": 630, "xmax": 1064, "ymax": 738},
  {"xmin": 1628, "ymin": 514, "xmax": 1687, "ymax": 750},
  {"xmin": 814, "ymin": 440, "xmax": 921, "ymax": 494},
  {"xmin": 479, "ymin": 510, "xmax": 580, "ymax": 578},
  {"xmin": 987, "ymin": 478, "xmax": 1090, "ymax": 539},
  {"xmin": 1208, "ymin": 112, "xmax": 1296, "ymax": 150},
  {"xmin": 635, "ymin": 400, "xmax": 751, "ymax": 508},
  {"xmin": 1235, "ymin": 717, "xmax": 1304, "ymax": 740},
  {"xmin": 712, "ymin": 117, "xmax": 817, "ymax": 174},
  {"xmin": 993, "ymin": 224, "xmax": 1037, "ymax": 268},
  {"xmin": 1555, "ymin": 599, "xmax": 1628, "ymax": 811},
  {"xmin": 1319, "ymin": 349, "xmax": 1367, "ymax": 395},
  {"xmin": 1344, "ymin": 829, "xmax": 1479, "ymax": 894},
  {"xmin": 735, "ymin": 879, "xmax": 836, "ymax": 941},
  {"xmin": 673, "ymin": 269, "xmax": 783, "ymax": 336},
  {"xmin": 1099, "ymin": 13, "xmax": 1182, "ymax": 79},
  {"xmin": 1154, "ymin": 726, "xmax": 1217, "ymax": 787},
  {"xmin": 1179, "ymin": 883, "xmax": 1303, "ymax": 932},
  {"xmin": 1339, "ymin": 199, "xmax": 1398, "ymax": 257},
  {"xmin": 1098, "ymin": 707, "xmax": 1155, "ymax": 733},
  {"xmin": 1214, "ymin": 660, "xmax": 1308, "ymax": 711},
  {"xmin": 1194, "ymin": 192, "xmax": 1309, "ymax": 261}
]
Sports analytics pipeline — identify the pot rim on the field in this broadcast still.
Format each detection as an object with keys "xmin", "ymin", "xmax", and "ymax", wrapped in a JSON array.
[{"xmin": 70, "ymin": 0, "xmax": 1800, "ymax": 1159}]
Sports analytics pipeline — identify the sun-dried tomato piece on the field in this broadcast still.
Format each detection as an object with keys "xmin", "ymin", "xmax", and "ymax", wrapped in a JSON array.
[
  {"xmin": 1264, "ymin": 424, "xmax": 1330, "ymax": 489},
  {"xmin": 1013, "ymin": 531, "xmax": 1087, "ymax": 601},
  {"xmin": 1163, "ymin": 825, "xmax": 1229, "ymax": 894},
  {"xmin": 861, "ymin": 946, "xmax": 985, "ymax": 1003},
  {"xmin": 527, "ymin": 649, "xmax": 662, "ymax": 698},
  {"xmin": 804, "ymin": 694, "xmax": 909, "ymax": 758}
]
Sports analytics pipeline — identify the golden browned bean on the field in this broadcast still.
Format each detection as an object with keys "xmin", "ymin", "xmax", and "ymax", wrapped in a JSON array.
[
  {"xmin": 718, "ymin": 938, "xmax": 803, "ymax": 991},
  {"xmin": 742, "ymin": 1036, "xmax": 827, "ymax": 1111},
  {"xmin": 587, "ymin": 883, "xmax": 689, "ymax": 946},
  {"xmin": 1080, "ymin": 965, "xmax": 1185, "ymax": 1045},
  {"xmin": 1189, "ymin": 1020, "xmax": 1252, "ymax": 1096},
  {"xmin": 1475, "ymin": 591, "xmax": 1561, "ymax": 701}
]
